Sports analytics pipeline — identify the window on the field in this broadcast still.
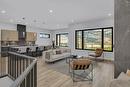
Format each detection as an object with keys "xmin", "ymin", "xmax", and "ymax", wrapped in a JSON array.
[
  {"xmin": 75, "ymin": 31, "xmax": 82, "ymax": 49},
  {"xmin": 39, "ymin": 33, "xmax": 50, "ymax": 38},
  {"xmin": 103, "ymin": 28, "xmax": 113, "ymax": 51},
  {"xmin": 75, "ymin": 27, "xmax": 113, "ymax": 52},
  {"xmin": 83, "ymin": 29, "xmax": 102, "ymax": 50},
  {"xmin": 56, "ymin": 33, "xmax": 68, "ymax": 47}
]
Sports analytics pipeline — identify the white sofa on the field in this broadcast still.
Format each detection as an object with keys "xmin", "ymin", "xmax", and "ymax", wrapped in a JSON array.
[
  {"xmin": 43, "ymin": 48, "xmax": 71, "ymax": 62},
  {"xmin": 110, "ymin": 72, "xmax": 130, "ymax": 87}
]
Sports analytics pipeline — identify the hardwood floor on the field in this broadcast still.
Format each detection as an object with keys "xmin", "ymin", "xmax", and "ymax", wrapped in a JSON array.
[
  {"xmin": 37, "ymin": 58, "xmax": 114, "ymax": 87},
  {"xmin": 0, "ymin": 56, "xmax": 114, "ymax": 87},
  {"xmin": 0, "ymin": 57, "xmax": 7, "ymax": 76}
]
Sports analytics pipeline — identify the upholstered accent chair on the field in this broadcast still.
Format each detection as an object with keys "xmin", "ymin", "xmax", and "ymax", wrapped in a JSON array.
[
  {"xmin": 89, "ymin": 48, "xmax": 104, "ymax": 61},
  {"xmin": 70, "ymin": 59, "xmax": 93, "ymax": 82}
]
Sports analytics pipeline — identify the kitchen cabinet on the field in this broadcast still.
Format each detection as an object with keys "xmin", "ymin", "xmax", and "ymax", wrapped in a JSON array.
[
  {"xmin": 1, "ymin": 30, "xmax": 18, "ymax": 41},
  {"xmin": 0, "ymin": 30, "xmax": 1, "ymax": 41},
  {"xmin": 26, "ymin": 32, "xmax": 37, "ymax": 41}
]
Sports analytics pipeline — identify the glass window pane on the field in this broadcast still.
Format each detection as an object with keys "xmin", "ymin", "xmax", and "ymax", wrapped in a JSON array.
[
  {"xmin": 83, "ymin": 30, "xmax": 102, "ymax": 50},
  {"xmin": 56, "ymin": 34, "xmax": 68, "ymax": 47},
  {"xmin": 76, "ymin": 31, "xmax": 82, "ymax": 49},
  {"xmin": 104, "ymin": 29, "xmax": 112, "ymax": 51},
  {"xmin": 57, "ymin": 35, "xmax": 60, "ymax": 46},
  {"xmin": 60, "ymin": 34, "xmax": 68, "ymax": 46},
  {"xmin": 40, "ymin": 33, "xmax": 50, "ymax": 38}
]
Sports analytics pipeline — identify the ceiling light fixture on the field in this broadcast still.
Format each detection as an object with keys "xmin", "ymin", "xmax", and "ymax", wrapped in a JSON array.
[
  {"xmin": 49, "ymin": 10, "xmax": 53, "ymax": 13},
  {"xmin": 1, "ymin": 10, "xmax": 6, "ymax": 14},
  {"xmin": 108, "ymin": 13, "xmax": 112, "ymax": 16}
]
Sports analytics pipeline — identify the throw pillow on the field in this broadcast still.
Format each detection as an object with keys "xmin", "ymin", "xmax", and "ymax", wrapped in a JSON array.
[
  {"xmin": 56, "ymin": 50, "xmax": 62, "ymax": 54},
  {"xmin": 118, "ymin": 72, "xmax": 130, "ymax": 80},
  {"xmin": 53, "ymin": 50, "xmax": 56, "ymax": 55},
  {"xmin": 126, "ymin": 69, "xmax": 130, "ymax": 76}
]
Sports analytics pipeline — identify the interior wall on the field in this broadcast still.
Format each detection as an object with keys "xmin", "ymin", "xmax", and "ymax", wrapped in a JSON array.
[
  {"xmin": 53, "ymin": 18, "xmax": 114, "ymax": 60},
  {"xmin": 0, "ymin": 22, "xmax": 52, "ymax": 46},
  {"xmin": 114, "ymin": 0, "xmax": 130, "ymax": 78}
]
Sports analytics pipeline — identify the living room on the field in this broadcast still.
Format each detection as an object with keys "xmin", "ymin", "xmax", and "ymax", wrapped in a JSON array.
[{"xmin": 0, "ymin": 0, "xmax": 130, "ymax": 87}]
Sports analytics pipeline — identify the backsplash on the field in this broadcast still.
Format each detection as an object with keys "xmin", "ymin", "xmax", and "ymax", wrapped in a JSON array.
[
  {"xmin": 1, "ymin": 41, "xmax": 18, "ymax": 46},
  {"xmin": 1, "ymin": 41, "xmax": 35, "ymax": 46}
]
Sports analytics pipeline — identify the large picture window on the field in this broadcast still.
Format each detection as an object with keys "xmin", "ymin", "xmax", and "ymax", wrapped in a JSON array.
[
  {"xmin": 56, "ymin": 33, "xmax": 68, "ymax": 47},
  {"xmin": 75, "ymin": 27, "xmax": 113, "ymax": 52}
]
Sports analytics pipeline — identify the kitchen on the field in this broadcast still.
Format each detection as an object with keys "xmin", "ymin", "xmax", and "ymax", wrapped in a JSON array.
[{"xmin": 0, "ymin": 24, "xmax": 44, "ymax": 57}]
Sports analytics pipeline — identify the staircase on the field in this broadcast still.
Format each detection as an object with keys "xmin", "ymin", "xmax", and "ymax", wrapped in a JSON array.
[{"xmin": 0, "ymin": 52, "xmax": 37, "ymax": 87}]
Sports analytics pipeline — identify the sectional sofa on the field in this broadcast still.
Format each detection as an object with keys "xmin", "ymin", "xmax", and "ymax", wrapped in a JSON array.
[{"xmin": 43, "ymin": 47, "xmax": 71, "ymax": 62}]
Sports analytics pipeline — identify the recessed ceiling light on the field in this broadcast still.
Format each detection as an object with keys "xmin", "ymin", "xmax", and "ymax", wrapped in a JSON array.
[
  {"xmin": 1, "ymin": 10, "xmax": 6, "ymax": 14},
  {"xmin": 108, "ymin": 13, "xmax": 112, "ymax": 16},
  {"xmin": 49, "ymin": 10, "xmax": 53, "ymax": 13},
  {"xmin": 71, "ymin": 20, "xmax": 74, "ymax": 23}
]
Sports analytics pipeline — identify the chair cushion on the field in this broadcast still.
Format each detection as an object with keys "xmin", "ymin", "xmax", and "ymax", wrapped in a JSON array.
[
  {"xmin": 56, "ymin": 50, "xmax": 62, "ymax": 54},
  {"xmin": 71, "ymin": 59, "xmax": 92, "ymax": 70},
  {"xmin": 89, "ymin": 54, "xmax": 96, "ymax": 57}
]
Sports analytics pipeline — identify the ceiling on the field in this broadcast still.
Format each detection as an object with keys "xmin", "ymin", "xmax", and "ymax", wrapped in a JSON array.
[{"xmin": 0, "ymin": 0, "xmax": 114, "ymax": 30}]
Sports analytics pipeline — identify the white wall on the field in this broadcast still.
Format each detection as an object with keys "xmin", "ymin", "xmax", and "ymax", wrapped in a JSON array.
[
  {"xmin": 52, "ymin": 18, "xmax": 114, "ymax": 60},
  {"xmin": 0, "ymin": 22, "xmax": 52, "ymax": 46}
]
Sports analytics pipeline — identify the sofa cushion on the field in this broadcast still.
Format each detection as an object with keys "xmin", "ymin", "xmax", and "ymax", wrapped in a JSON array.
[
  {"xmin": 53, "ymin": 54, "xmax": 63, "ymax": 59},
  {"xmin": 52, "ymin": 50, "xmax": 56, "ymax": 55},
  {"xmin": 56, "ymin": 50, "xmax": 62, "ymax": 54},
  {"xmin": 52, "ymin": 53, "xmax": 70, "ymax": 59},
  {"xmin": 45, "ymin": 52, "xmax": 51, "ymax": 60},
  {"xmin": 118, "ymin": 72, "xmax": 130, "ymax": 80},
  {"xmin": 126, "ymin": 69, "xmax": 130, "ymax": 77},
  {"xmin": 62, "ymin": 53, "xmax": 71, "ymax": 57}
]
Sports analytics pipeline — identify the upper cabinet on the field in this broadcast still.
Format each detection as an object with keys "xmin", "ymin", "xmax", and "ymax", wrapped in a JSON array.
[
  {"xmin": 26, "ymin": 32, "xmax": 37, "ymax": 41},
  {"xmin": 1, "ymin": 30, "xmax": 18, "ymax": 41}
]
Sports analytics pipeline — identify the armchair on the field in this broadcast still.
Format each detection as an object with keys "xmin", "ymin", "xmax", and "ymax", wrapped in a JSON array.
[
  {"xmin": 88, "ymin": 48, "xmax": 104, "ymax": 61},
  {"xmin": 70, "ymin": 59, "xmax": 93, "ymax": 82}
]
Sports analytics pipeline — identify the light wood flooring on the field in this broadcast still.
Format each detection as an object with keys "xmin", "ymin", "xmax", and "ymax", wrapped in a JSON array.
[
  {"xmin": 37, "ymin": 58, "xmax": 114, "ymax": 87},
  {"xmin": 0, "ymin": 56, "xmax": 114, "ymax": 87}
]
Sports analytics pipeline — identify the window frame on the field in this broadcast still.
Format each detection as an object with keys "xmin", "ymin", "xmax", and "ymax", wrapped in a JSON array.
[
  {"xmin": 56, "ymin": 33, "xmax": 69, "ymax": 47},
  {"xmin": 39, "ymin": 33, "xmax": 50, "ymax": 38},
  {"xmin": 75, "ymin": 27, "xmax": 113, "ymax": 52}
]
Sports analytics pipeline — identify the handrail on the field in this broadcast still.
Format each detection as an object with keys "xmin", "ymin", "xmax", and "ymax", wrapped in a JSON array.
[
  {"xmin": 8, "ymin": 52, "xmax": 37, "ymax": 87},
  {"xmin": 10, "ymin": 59, "xmax": 37, "ymax": 87},
  {"xmin": 8, "ymin": 52, "xmax": 36, "ymax": 60}
]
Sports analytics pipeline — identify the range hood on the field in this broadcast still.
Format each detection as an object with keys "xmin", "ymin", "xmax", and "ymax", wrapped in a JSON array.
[{"xmin": 17, "ymin": 24, "xmax": 26, "ymax": 45}]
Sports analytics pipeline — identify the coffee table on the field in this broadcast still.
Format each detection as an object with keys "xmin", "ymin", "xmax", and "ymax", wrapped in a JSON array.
[{"xmin": 66, "ymin": 55, "xmax": 79, "ymax": 63}]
